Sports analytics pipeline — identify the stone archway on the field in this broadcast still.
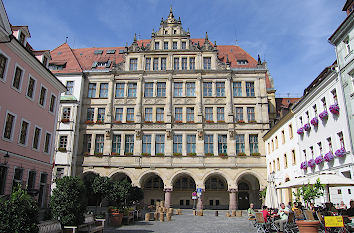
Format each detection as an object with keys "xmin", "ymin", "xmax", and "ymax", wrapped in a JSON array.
[
  {"xmin": 82, "ymin": 172, "xmax": 99, "ymax": 206},
  {"xmin": 204, "ymin": 174, "xmax": 228, "ymax": 210},
  {"xmin": 111, "ymin": 172, "xmax": 132, "ymax": 183},
  {"xmin": 139, "ymin": 173, "xmax": 164, "ymax": 206},
  {"xmin": 237, "ymin": 173, "xmax": 261, "ymax": 210},
  {"xmin": 172, "ymin": 173, "xmax": 196, "ymax": 209}
]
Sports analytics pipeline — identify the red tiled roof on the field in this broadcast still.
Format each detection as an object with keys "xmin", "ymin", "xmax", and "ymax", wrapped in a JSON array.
[
  {"xmin": 276, "ymin": 98, "xmax": 300, "ymax": 109},
  {"xmin": 50, "ymin": 43, "xmax": 82, "ymax": 73}
]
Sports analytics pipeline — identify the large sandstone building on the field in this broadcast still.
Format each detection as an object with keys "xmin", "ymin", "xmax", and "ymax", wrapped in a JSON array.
[{"xmin": 50, "ymin": 9, "xmax": 276, "ymax": 210}]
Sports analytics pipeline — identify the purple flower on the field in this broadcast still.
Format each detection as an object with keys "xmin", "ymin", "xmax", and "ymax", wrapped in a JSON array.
[
  {"xmin": 315, "ymin": 155, "xmax": 324, "ymax": 164},
  {"xmin": 300, "ymin": 161, "xmax": 308, "ymax": 169},
  {"xmin": 308, "ymin": 159, "xmax": 315, "ymax": 168},
  {"xmin": 329, "ymin": 104, "xmax": 340, "ymax": 115},
  {"xmin": 303, "ymin": 123, "xmax": 311, "ymax": 131},
  {"xmin": 319, "ymin": 111, "xmax": 328, "ymax": 120},
  {"xmin": 324, "ymin": 151, "xmax": 334, "ymax": 162},
  {"xmin": 335, "ymin": 147, "xmax": 346, "ymax": 157},
  {"xmin": 310, "ymin": 117, "xmax": 319, "ymax": 126},
  {"xmin": 297, "ymin": 128, "xmax": 304, "ymax": 135}
]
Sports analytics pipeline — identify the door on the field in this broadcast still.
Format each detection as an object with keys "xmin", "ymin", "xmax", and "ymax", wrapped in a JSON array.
[{"xmin": 238, "ymin": 191, "xmax": 249, "ymax": 210}]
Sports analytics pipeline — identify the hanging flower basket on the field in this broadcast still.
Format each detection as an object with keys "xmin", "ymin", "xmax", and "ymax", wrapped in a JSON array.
[
  {"xmin": 310, "ymin": 117, "xmax": 318, "ymax": 126},
  {"xmin": 308, "ymin": 159, "xmax": 315, "ymax": 168},
  {"xmin": 329, "ymin": 104, "xmax": 339, "ymax": 115},
  {"xmin": 315, "ymin": 155, "xmax": 324, "ymax": 164},
  {"xmin": 297, "ymin": 128, "xmax": 304, "ymax": 135},
  {"xmin": 324, "ymin": 151, "xmax": 334, "ymax": 162},
  {"xmin": 300, "ymin": 161, "xmax": 308, "ymax": 169},
  {"xmin": 335, "ymin": 147, "xmax": 346, "ymax": 157},
  {"xmin": 319, "ymin": 111, "xmax": 328, "ymax": 120},
  {"xmin": 303, "ymin": 123, "xmax": 311, "ymax": 132}
]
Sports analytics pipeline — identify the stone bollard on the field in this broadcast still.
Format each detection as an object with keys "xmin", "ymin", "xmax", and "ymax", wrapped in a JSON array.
[
  {"xmin": 159, "ymin": 212, "xmax": 164, "ymax": 222},
  {"xmin": 193, "ymin": 210, "xmax": 197, "ymax": 216},
  {"xmin": 226, "ymin": 212, "xmax": 231, "ymax": 217},
  {"xmin": 236, "ymin": 210, "xmax": 242, "ymax": 217},
  {"xmin": 168, "ymin": 208, "xmax": 173, "ymax": 215},
  {"xmin": 145, "ymin": 213, "xmax": 150, "ymax": 222},
  {"xmin": 198, "ymin": 210, "xmax": 203, "ymax": 216},
  {"xmin": 160, "ymin": 201, "xmax": 164, "ymax": 207},
  {"xmin": 231, "ymin": 210, "xmax": 236, "ymax": 217},
  {"xmin": 154, "ymin": 212, "xmax": 159, "ymax": 220},
  {"xmin": 166, "ymin": 213, "xmax": 171, "ymax": 221},
  {"xmin": 215, "ymin": 211, "xmax": 218, "ymax": 216}
]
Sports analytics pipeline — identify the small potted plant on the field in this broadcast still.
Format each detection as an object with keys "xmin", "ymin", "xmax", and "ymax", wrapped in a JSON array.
[
  {"xmin": 303, "ymin": 123, "xmax": 311, "ymax": 132},
  {"xmin": 61, "ymin": 118, "xmax": 70, "ymax": 123},
  {"xmin": 205, "ymin": 153, "xmax": 214, "ymax": 156},
  {"xmin": 324, "ymin": 151, "xmax": 334, "ymax": 162},
  {"xmin": 251, "ymin": 152, "xmax": 261, "ymax": 156},
  {"xmin": 319, "ymin": 110, "xmax": 328, "ymax": 120},
  {"xmin": 310, "ymin": 117, "xmax": 318, "ymax": 126},
  {"xmin": 307, "ymin": 159, "xmax": 315, "ymax": 168},
  {"xmin": 300, "ymin": 161, "xmax": 308, "ymax": 169},
  {"xmin": 335, "ymin": 147, "xmax": 346, "ymax": 157},
  {"xmin": 237, "ymin": 152, "xmax": 246, "ymax": 156},
  {"xmin": 297, "ymin": 127, "xmax": 304, "ymax": 135},
  {"xmin": 329, "ymin": 103, "xmax": 339, "ymax": 115},
  {"xmin": 314, "ymin": 155, "xmax": 324, "ymax": 165},
  {"xmin": 108, "ymin": 207, "xmax": 123, "ymax": 227}
]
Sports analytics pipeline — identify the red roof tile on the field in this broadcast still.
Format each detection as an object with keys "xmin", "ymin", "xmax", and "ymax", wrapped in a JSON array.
[{"xmin": 50, "ymin": 43, "xmax": 82, "ymax": 73}]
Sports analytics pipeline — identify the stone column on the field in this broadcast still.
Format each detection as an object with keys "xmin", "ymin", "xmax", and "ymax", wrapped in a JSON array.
[
  {"xmin": 164, "ymin": 188, "xmax": 172, "ymax": 208},
  {"xmin": 229, "ymin": 188, "xmax": 237, "ymax": 210},
  {"xmin": 225, "ymin": 75, "xmax": 233, "ymax": 122},
  {"xmin": 197, "ymin": 190, "xmax": 204, "ymax": 210}
]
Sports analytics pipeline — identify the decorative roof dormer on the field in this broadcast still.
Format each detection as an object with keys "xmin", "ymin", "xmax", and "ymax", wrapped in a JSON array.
[
  {"xmin": 33, "ymin": 50, "xmax": 51, "ymax": 68},
  {"xmin": 153, "ymin": 7, "xmax": 190, "ymax": 38},
  {"xmin": 201, "ymin": 32, "xmax": 215, "ymax": 51},
  {"xmin": 127, "ymin": 33, "xmax": 142, "ymax": 52},
  {"xmin": 11, "ymin": 25, "xmax": 30, "ymax": 46}
]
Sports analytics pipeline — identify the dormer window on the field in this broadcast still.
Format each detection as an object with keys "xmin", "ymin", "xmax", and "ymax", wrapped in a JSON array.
[
  {"xmin": 49, "ymin": 62, "xmax": 66, "ymax": 70},
  {"xmin": 42, "ymin": 56, "xmax": 48, "ymax": 67},
  {"xmin": 94, "ymin": 50, "xmax": 103, "ymax": 55},
  {"xmin": 106, "ymin": 50, "xmax": 116, "ymax": 54},
  {"xmin": 237, "ymin": 60, "xmax": 248, "ymax": 65},
  {"xmin": 19, "ymin": 32, "xmax": 26, "ymax": 45}
]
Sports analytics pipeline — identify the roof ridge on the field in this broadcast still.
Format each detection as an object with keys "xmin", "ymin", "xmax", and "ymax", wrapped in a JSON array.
[{"xmin": 67, "ymin": 44, "xmax": 83, "ymax": 72}]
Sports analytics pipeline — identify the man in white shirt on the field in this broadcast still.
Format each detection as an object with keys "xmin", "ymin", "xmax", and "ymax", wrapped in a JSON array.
[{"xmin": 274, "ymin": 203, "xmax": 290, "ymax": 232}]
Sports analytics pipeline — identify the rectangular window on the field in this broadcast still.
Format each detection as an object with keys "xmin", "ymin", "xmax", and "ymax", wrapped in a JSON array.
[
  {"xmin": 19, "ymin": 120, "xmax": 29, "ymax": 145},
  {"xmin": 99, "ymin": 83, "xmax": 108, "ymax": 98},
  {"xmin": 173, "ymin": 41, "xmax": 178, "ymax": 49},
  {"xmin": 157, "ymin": 82, "xmax": 166, "ymax": 97},
  {"xmin": 163, "ymin": 41, "xmax": 168, "ymax": 50},
  {"xmin": 187, "ymin": 135, "xmax": 196, "ymax": 154},
  {"xmin": 284, "ymin": 154, "xmax": 288, "ymax": 168},
  {"xmin": 204, "ymin": 135, "xmax": 214, "ymax": 154},
  {"xmin": 189, "ymin": 57, "xmax": 195, "ymax": 70},
  {"xmin": 32, "ymin": 127, "xmax": 41, "ymax": 150},
  {"xmin": 3, "ymin": 116, "xmax": 15, "ymax": 139},
  {"xmin": 322, "ymin": 97, "xmax": 327, "ymax": 110},
  {"xmin": 59, "ymin": 135, "xmax": 67, "ymax": 149},
  {"xmin": 338, "ymin": 131, "xmax": 344, "ymax": 148},
  {"xmin": 112, "ymin": 135, "xmax": 121, "ymax": 154},
  {"xmin": 236, "ymin": 134, "xmax": 245, "ymax": 154},
  {"xmin": 235, "ymin": 107, "xmax": 243, "ymax": 122},
  {"xmin": 205, "ymin": 107, "xmax": 213, "ymax": 121},
  {"xmin": 55, "ymin": 168, "xmax": 64, "ymax": 179},
  {"xmin": 161, "ymin": 58, "xmax": 167, "ymax": 70},
  {"xmin": 186, "ymin": 82, "xmax": 195, "ymax": 96},
  {"xmin": 332, "ymin": 89, "xmax": 338, "ymax": 103},
  {"xmin": 115, "ymin": 83, "xmax": 124, "ymax": 97},
  {"xmin": 216, "ymin": 82, "xmax": 225, "ymax": 97},
  {"xmin": 155, "ymin": 41, "xmax": 160, "ymax": 50},
  {"xmin": 142, "ymin": 135, "xmax": 151, "ymax": 154},
  {"xmin": 83, "ymin": 134, "xmax": 92, "ymax": 153},
  {"xmin": 203, "ymin": 57, "xmax": 211, "ymax": 70},
  {"xmin": 87, "ymin": 108, "xmax": 94, "ymax": 121},
  {"xmin": 217, "ymin": 107, "xmax": 224, "ymax": 121},
  {"xmin": 88, "ymin": 83, "xmax": 96, "ymax": 98},
  {"xmin": 12, "ymin": 66, "xmax": 23, "ymax": 90},
  {"xmin": 66, "ymin": 81, "xmax": 74, "ymax": 95},
  {"xmin": 95, "ymin": 134, "xmax": 104, "ymax": 153},
  {"xmin": 26, "ymin": 77, "xmax": 36, "ymax": 99},
  {"xmin": 125, "ymin": 135, "xmax": 134, "ymax": 153},
  {"xmin": 155, "ymin": 135, "xmax": 165, "ymax": 154},
  {"xmin": 127, "ymin": 83, "xmax": 137, "ymax": 97},
  {"xmin": 181, "ymin": 58, "xmax": 187, "ymax": 70},
  {"xmin": 218, "ymin": 135, "xmax": 227, "ymax": 154},
  {"xmin": 174, "ymin": 58, "xmax": 179, "ymax": 70},
  {"xmin": 49, "ymin": 95, "xmax": 56, "ymax": 113},
  {"xmin": 275, "ymin": 136, "xmax": 278, "ymax": 149},
  {"xmin": 144, "ymin": 83, "xmax": 153, "ymax": 97},
  {"xmin": 12, "ymin": 168, "xmax": 23, "ymax": 190},
  {"xmin": 115, "ymin": 108, "xmax": 123, "ymax": 121},
  {"xmin": 0, "ymin": 53, "xmax": 8, "ymax": 80},
  {"xmin": 153, "ymin": 58, "xmax": 159, "ymax": 70},
  {"xmin": 39, "ymin": 86, "xmax": 47, "ymax": 106},
  {"xmin": 173, "ymin": 135, "xmax": 182, "ymax": 153},
  {"xmin": 292, "ymin": 149, "xmax": 296, "ymax": 165},
  {"xmin": 156, "ymin": 108, "xmax": 164, "ymax": 122},
  {"xmin": 249, "ymin": 135, "xmax": 259, "ymax": 154},
  {"xmin": 175, "ymin": 108, "xmax": 182, "ymax": 122},
  {"xmin": 247, "ymin": 107, "xmax": 255, "ymax": 122},
  {"xmin": 62, "ymin": 107, "xmax": 71, "ymax": 120},
  {"xmin": 145, "ymin": 58, "xmax": 151, "ymax": 70},
  {"xmin": 129, "ymin": 58, "xmax": 137, "ymax": 71},
  {"xmin": 277, "ymin": 158, "xmax": 280, "ymax": 171},
  {"xmin": 145, "ymin": 108, "xmax": 152, "ymax": 122},
  {"xmin": 44, "ymin": 132, "xmax": 51, "ymax": 153},
  {"xmin": 233, "ymin": 82, "xmax": 242, "ymax": 96},
  {"xmin": 289, "ymin": 124, "xmax": 293, "ymax": 138},
  {"xmin": 186, "ymin": 107, "xmax": 194, "ymax": 122},
  {"xmin": 281, "ymin": 130, "xmax": 285, "ymax": 144},
  {"xmin": 127, "ymin": 108, "xmax": 134, "ymax": 122},
  {"xmin": 246, "ymin": 82, "xmax": 255, "ymax": 97},
  {"xmin": 0, "ymin": 166, "xmax": 7, "ymax": 194},
  {"xmin": 174, "ymin": 82, "xmax": 183, "ymax": 97},
  {"xmin": 38, "ymin": 173, "xmax": 47, "ymax": 207},
  {"xmin": 181, "ymin": 41, "xmax": 186, "ymax": 49},
  {"xmin": 203, "ymin": 82, "xmax": 212, "ymax": 97},
  {"xmin": 97, "ymin": 108, "xmax": 105, "ymax": 122},
  {"xmin": 27, "ymin": 171, "xmax": 36, "ymax": 190}
]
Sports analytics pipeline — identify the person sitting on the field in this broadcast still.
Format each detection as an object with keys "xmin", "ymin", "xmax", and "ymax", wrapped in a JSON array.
[
  {"xmin": 339, "ymin": 201, "xmax": 347, "ymax": 210},
  {"xmin": 248, "ymin": 203, "xmax": 256, "ymax": 219},
  {"xmin": 347, "ymin": 200, "xmax": 354, "ymax": 217},
  {"xmin": 274, "ymin": 203, "xmax": 289, "ymax": 233},
  {"xmin": 261, "ymin": 205, "xmax": 271, "ymax": 223}
]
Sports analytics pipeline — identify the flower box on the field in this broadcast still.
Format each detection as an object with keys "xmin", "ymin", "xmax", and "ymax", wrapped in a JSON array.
[
  {"xmin": 324, "ymin": 151, "xmax": 334, "ymax": 162},
  {"xmin": 319, "ymin": 110, "xmax": 328, "ymax": 120},
  {"xmin": 308, "ymin": 159, "xmax": 315, "ymax": 168},
  {"xmin": 141, "ymin": 153, "xmax": 151, "ymax": 156},
  {"xmin": 248, "ymin": 120, "xmax": 257, "ymax": 123},
  {"xmin": 187, "ymin": 121, "xmax": 195, "ymax": 123},
  {"xmin": 113, "ymin": 121, "xmax": 122, "ymax": 124},
  {"xmin": 251, "ymin": 152, "xmax": 261, "ymax": 156},
  {"xmin": 144, "ymin": 121, "xmax": 152, "ymax": 124},
  {"xmin": 58, "ymin": 147, "xmax": 67, "ymax": 152},
  {"xmin": 156, "ymin": 121, "xmax": 165, "ymax": 124},
  {"xmin": 94, "ymin": 152, "xmax": 103, "ymax": 156},
  {"xmin": 187, "ymin": 153, "xmax": 197, "ymax": 157},
  {"xmin": 85, "ymin": 120, "xmax": 94, "ymax": 124},
  {"xmin": 217, "ymin": 120, "xmax": 225, "ymax": 123},
  {"xmin": 205, "ymin": 120, "xmax": 214, "ymax": 123},
  {"xmin": 173, "ymin": 153, "xmax": 182, "ymax": 156},
  {"xmin": 125, "ymin": 152, "xmax": 133, "ymax": 156},
  {"xmin": 303, "ymin": 123, "xmax": 311, "ymax": 132},
  {"xmin": 96, "ymin": 120, "xmax": 104, "ymax": 124},
  {"xmin": 111, "ymin": 152, "xmax": 119, "ymax": 156},
  {"xmin": 300, "ymin": 161, "xmax": 308, "ymax": 169},
  {"xmin": 205, "ymin": 153, "xmax": 214, "ymax": 156},
  {"xmin": 335, "ymin": 147, "xmax": 346, "ymax": 157},
  {"xmin": 175, "ymin": 120, "xmax": 182, "ymax": 123},
  {"xmin": 329, "ymin": 104, "xmax": 339, "ymax": 115},
  {"xmin": 218, "ymin": 153, "xmax": 227, "ymax": 157},
  {"xmin": 237, "ymin": 152, "xmax": 246, "ymax": 156},
  {"xmin": 237, "ymin": 120, "xmax": 245, "ymax": 124},
  {"xmin": 61, "ymin": 118, "xmax": 70, "ymax": 123},
  {"xmin": 310, "ymin": 117, "xmax": 318, "ymax": 126},
  {"xmin": 126, "ymin": 120, "xmax": 134, "ymax": 123},
  {"xmin": 315, "ymin": 155, "xmax": 324, "ymax": 164},
  {"xmin": 156, "ymin": 153, "xmax": 165, "ymax": 156},
  {"xmin": 297, "ymin": 127, "xmax": 304, "ymax": 135}
]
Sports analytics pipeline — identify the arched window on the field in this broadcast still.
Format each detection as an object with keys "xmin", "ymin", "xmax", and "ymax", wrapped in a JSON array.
[
  {"xmin": 205, "ymin": 176, "xmax": 227, "ymax": 191},
  {"xmin": 173, "ymin": 177, "xmax": 196, "ymax": 190},
  {"xmin": 238, "ymin": 182, "xmax": 249, "ymax": 191},
  {"xmin": 144, "ymin": 175, "xmax": 163, "ymax": 190}
]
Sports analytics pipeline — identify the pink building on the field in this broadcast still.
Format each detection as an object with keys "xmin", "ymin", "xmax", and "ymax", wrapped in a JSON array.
[{"xmin": 0, "ymin": 1, "xmax": 66, "ymax": 207}]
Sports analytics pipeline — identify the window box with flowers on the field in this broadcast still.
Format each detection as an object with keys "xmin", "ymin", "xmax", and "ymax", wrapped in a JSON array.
[
  {"xmin": 218, "ymin": 153, "xmax": 227, "ymax": 157},
  {"xmin": 126, "ymin": 120, "xmax": 134, "ymax": 124},
  {"xmin": 300, "ymin": 161, "xmax": 308, "ymax": 169},
  {"xmin": 58, "ymin": 147, "xmax": 67, "ymax": 152},
  {"xmin": 248, "ymin": 120, "xmax": 257, "ymax": 123},
  {"xmin": 308, "ymin": 159, "xmax": 315, "ymax": 168},
  {"xmin": 187, "ymin": 121, "xmax": 195, "ymax": 124},
  {"xmin": 237, "ymin": 120, "xmax": 245, "ymax": 124},
  {"xmin": 319, "ymin": 110, "xmax": 328, "ymax": 120},
  {"xmin": 187, "ymin": 153, "xmax": 197, "ymax": 157},
  {"xmin": 156, "ymin": 121, "xmax": 165, "ymax": 124},
  {"xmin": 125, "ymin": 152, "xmax": 133, "ymax": 156},
  {"xmin": 297, "ymin": 127, "xmax": 304, "ymax": 135},
  {"xmin": 237, "ymin": 152, "xmax": 246, "ymax": 157},
  {"xmin": 324, "ymin": 151, "xmax": 334, "ymax": 162},
  {"xmin": 144, "ymin": 121, "xmax": 152, "ymax": 124},
  {"xmin": 205, "ymin": 153, "xmax": 214, "ymax": 157},
  {"xmin": 217, "ymin": 120, "xmax": 225, "ymax": 123},
  {"xmin": 94, "ymin": 152, "xmax": 103, "ymax": 156},
  {"xmin": 173, "ymin": 153, "xmax": 182, "ymax": 156},
  {"xmin": 113, "ymin": 121, "xmax": 122, "ymax": 124},
  {"xmin": 61, "ymin": 118, "xmax": 70, "ymax": 123},
  {"xmin": 329, "ymin": 103, "xmax": 339, "ymax": 115},
  {"xmin": 251, "ymin": 152, "xmax": 261, "ymax": 156},
  {"xmin": 310, "ymin": 117, "xmax": 318, "ymax": 126},
  {"xmin": 205, "ymin": 120, "xmax": 214, "ymax": 124},
  {"xmin": 335, "ymin": 147, "xmax": 346, "ymax": 157},
  {"xmin": 141, "ymin": 153, "xmax": 151, "ymax": 156},
  {"xmin": 175, "ymin": 120, "xmax": 182, "ymax": 123},
  {"xmin": 156, "ymin": 153, "xmax": 165, "ymax": 157},
  {"xmin": 85, "ymin": 120, "xmax": 94, "ymax": 124},
  {"xmin": 111, "ymin": 152, "xmax": 119, "ymax": 156},
  {"xmin": 96, "ymin": 120, "xmax": 104, "ymax": 124},
  {"xmin": 303, "ymin": 123, "xmax": 311, "ymax": 132},
  {"xmin": 315, "ymin": 155, "xmax": 324, "ymax": 165}
]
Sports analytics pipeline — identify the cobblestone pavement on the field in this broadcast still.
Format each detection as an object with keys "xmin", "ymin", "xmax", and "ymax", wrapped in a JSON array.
[{"xmin": 104, "ymin": 210, "xmax": 255, "ymax": 233}]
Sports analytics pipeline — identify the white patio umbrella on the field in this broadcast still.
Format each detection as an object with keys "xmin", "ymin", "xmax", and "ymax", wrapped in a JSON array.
[{"xmin": 265, "ymin": 181, "xmax": 279, "ymax": 209}]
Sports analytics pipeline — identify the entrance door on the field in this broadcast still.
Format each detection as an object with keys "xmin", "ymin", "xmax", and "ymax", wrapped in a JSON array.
[{"xmin": 238, "ymin": 191, "xmax": 249, "ymax": 210}]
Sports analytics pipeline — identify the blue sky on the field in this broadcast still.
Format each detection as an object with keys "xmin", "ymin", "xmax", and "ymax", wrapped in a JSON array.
[{"xmin": 3, "ymin": 0, "xmax": 346, "ymax": 97}]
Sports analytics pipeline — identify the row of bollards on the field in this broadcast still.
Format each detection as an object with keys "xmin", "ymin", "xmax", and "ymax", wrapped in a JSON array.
[
  {"xmin": 225, "ymin": 210, "xmax": 243, "ymax": 217},
  {"xmin": 145, "ymin": 201, "xmax": 183, "ymax": 222}
]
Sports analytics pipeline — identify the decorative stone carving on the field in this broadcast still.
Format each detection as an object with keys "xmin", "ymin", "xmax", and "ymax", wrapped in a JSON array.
[
  {"xmin": 197, "ymin": 129, "xmax": 203, "ymax": 140},
  {"xmin": 135, "ymin": 129, "xmax": 142, "ymax": 139},
  {"xmin": 228, "ymin": 130, "xmax": 235, "ymax": 139},
  {"xmin": 105, "ymin": 129, "xmax": 111, "ymax": 139},
  {"xmin": 166, "ymin": 129, "xmax": 172, "ymax": 140}
]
